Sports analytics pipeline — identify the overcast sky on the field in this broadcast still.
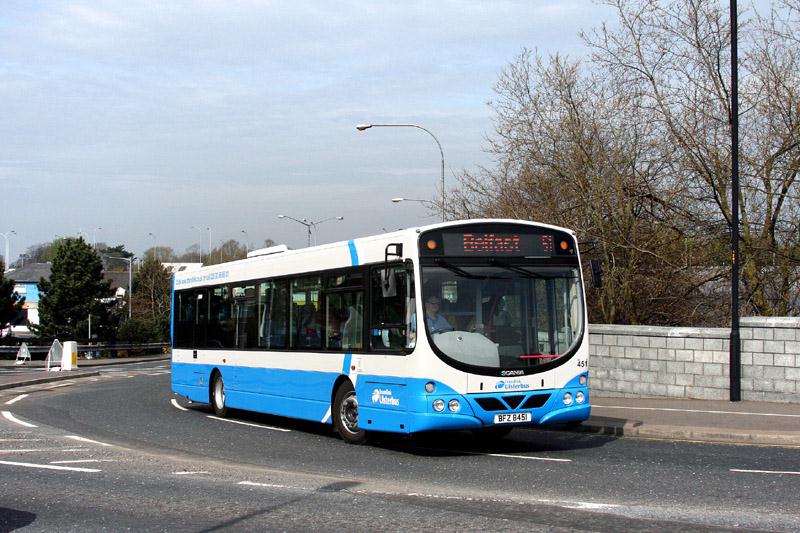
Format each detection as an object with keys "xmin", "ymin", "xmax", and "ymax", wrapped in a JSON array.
[{"xmin": 1, "ymin": 1, "xmax": 618, "ymax": 262}]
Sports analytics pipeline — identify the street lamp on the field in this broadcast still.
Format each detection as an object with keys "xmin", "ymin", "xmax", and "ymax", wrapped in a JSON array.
[
  {"xmin": 191, "ymin": 226, "xmax": 209, "ymax": 263},
  {"xmin": 92, "ymin": 226, "xmax": 102, "ymax": 249},
  {"xmin": 147, "ymin": 232, "xmax": 158, "ymax": 262},
  {"xmin": 105, "ymin": 256, "xmax": 133, "ymax": 319},
  {"xmin": 356, "ymin": 123, "xmax": 446, "ymax": 222},
  {"xmin": 0, "ymin": 230, "xmax": 16, "ymax": 272},
  {"xmin": 241, "ymin": 229, "xmax": 249, "ymax": 255},
  {"xmin": 278, "ymin": 215, "xmax": 344, "ymax": 247},
  {"xmin": 391, "ymin": 197, "xmax": 436, "ymax": 207}
]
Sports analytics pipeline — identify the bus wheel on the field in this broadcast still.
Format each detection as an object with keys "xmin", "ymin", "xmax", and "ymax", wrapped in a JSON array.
[
  {"xmin": 333, "ymin": 382, "xmax": 366, "ymax": 445},
  {"xmin": 211, "ymin": 373, "xmax": 228, "ymax": 418}
]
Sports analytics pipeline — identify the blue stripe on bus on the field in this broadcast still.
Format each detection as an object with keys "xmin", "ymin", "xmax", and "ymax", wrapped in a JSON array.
[
  {"xmin": 171, "ymin": 362, "xmax": 590, "ymax": 434},
  {"xmin": 342, "ymin": 353, "xmax": 352, "ymax": 374},
  {"xmin": 348, "ymin": 240, "xmax": 359, "ymax": 265}
]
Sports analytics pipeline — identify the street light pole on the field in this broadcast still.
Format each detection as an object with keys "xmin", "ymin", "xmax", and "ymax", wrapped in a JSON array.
[
  {"xmin": 92, "ymin": 226, "xmax": 102, "ymax": 249},
  {"xmin": 241, "ymin": 230, "xmax": 249, "ymax": 255},
  {"xmin": 148, "ymin": 232, "xmax": 158, "ymax": 262},
  {"xmin": 278, "ymin": 215, "xmax": 344, "ymax": 247},
  {"xmin": 356, "ymin": 123, "xmax": 446, "ymax": 222},
  {"xmin": 0, "ymin": 230, "xmax": 16, "ymax": 272},
  {"xmin": 729, "ymin": 0, "xmax": 741, "ymax": 402}
]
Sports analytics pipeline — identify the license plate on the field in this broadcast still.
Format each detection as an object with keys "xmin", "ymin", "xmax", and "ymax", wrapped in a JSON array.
[{"xmin": 493, "ymin": 412, "xmax": 531, "ymax": 424}]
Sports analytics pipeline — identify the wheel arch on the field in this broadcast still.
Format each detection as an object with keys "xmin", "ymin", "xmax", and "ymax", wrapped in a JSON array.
[{"xmin": 208, "ymin": 367, "xmax": 222, "ymax": 403}]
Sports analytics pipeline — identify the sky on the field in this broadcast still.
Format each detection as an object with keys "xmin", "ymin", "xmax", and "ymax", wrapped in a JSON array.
[{"xmin": 0, "ymin": 0, "xmax": 619, "ymax": 263}]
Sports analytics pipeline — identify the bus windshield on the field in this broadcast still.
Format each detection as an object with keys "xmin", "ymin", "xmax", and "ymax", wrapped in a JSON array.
[{"xmin": 420, "ymin": 262, "xmax": 583, "ymax": 371}]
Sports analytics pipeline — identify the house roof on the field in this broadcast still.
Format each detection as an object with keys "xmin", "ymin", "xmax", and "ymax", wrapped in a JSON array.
[
  {"xmin": 5, "ymin": 263, "xmax": 51, "ymax": 283},
  {"xmin": 6, "ymin": 263, "xmax": 129, "ymax": 290}
]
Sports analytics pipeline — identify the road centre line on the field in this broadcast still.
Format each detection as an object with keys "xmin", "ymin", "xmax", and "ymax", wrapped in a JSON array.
[
  {"xmin": 0, "ymin": 460, "xmax": 101, "ymax": 473},
  {"xmin": 65, "ymin": 435, "xmax": 113, "ymax": 447},
  {"xmin": 170, "ymin": 399, "xmax": 189, "ymax": 411},
  {"xmin": 5, "ymin": 394, "xmax": 29, "ymax": 405},
  {"xmin": 46, "ymin": 383, "xmax": 73, "ymax": 389},
  {"xmin": 731, "ymin": 469, "xmax": 800, "ymax": 476},
  {"xmin": 238, "ymin": 481, "xmax": 298, "ymax": 489},
  {"xmin": 1, "ymin": 411, "xmax": 37, "ymax": 428},
  {"xmin": 594, "ymin": 405, "xmax": 800, "ymax": 418},
  {"xmin": 486, "ymin": 453, "xmax": 571, "ymax": 462},
  {"xmin": 206, "ymin": 415, "xmax": 291, "ymax": 432},
  {"xmin": 51, "ymin": 459, "xmax": 115, "ymax": 464}
]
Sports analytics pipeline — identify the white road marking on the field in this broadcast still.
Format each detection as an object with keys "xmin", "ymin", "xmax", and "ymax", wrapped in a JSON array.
[
  {"xmin": 51, "ymin": 459, "xmax": 114, "ymax": 464},
  {"xmin": 206, "ymin": 415, "xmax": 291, "ymax": 432},
  {"xmin": 0, "ymin": 449, "xmax": 50, "ymax": 453},
  {"xmin": 486, "ymin": 453, "xmax": 571, "ymax": 462},
  {"xmin": 170, "ymin": 399, "xmax": 189, "ymax": 411},
  {"xmin": 65, "ymin": 435, "xmax": 113, "ymax": 447},
  {"xmin": 173, "ymin": 471, "xmax": 210, "ymax": 475},
  {"xmin": 0, "ymin": 460, "xmax": 101, "ymax": 472},
  {"xmin": 594, "ymin": 405, "xmax": 800, "ymax": 418},
  {"xmin": 46, "ymin": 383, "xmax": 73, "ymax": 389},
  {"xmin": 1, "ymin": 411, "xmax": 37, "ymax": 428},
  {"xmin": 5, "ymin": 394, "xmax": 29, "ymax": 405},
  {"xmin": 731, "ymin": 469, "xmax": 800, "ymax": 476},
  {"xmin": 238, "ymin": 481, "xmax": 294, "ymax": 489}
]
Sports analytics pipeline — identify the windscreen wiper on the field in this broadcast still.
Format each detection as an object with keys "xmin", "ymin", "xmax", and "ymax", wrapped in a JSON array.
[
  {"xmin": 488, "ymin": 259, "xmax": 576, "ymax": 280},
  {"xmin": 433, "ymin": 259, "xmax": 485, "ymax": 279}
]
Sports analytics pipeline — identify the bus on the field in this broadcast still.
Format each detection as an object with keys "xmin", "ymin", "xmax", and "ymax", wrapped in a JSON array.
[{"xmin": 171, "ymin": 219, "xmax": 590, "ymax": 444}]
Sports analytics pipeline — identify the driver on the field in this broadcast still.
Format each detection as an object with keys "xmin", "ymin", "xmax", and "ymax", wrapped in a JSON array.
[{"xmin": 425, "ymin": 296, "xmax": 453, "ymax": 334}]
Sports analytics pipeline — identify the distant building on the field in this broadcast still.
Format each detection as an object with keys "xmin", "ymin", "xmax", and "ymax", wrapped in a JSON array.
[{"xmin": 5, "ymin": 263, "xmax": 132, "ymax": 338}]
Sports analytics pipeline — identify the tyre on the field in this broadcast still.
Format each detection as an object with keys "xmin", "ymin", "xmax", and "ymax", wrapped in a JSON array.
[
  {"xmin": 211, "ymin": 372, "xmax": 228, "ymax": 418},
  {"xmin": 332, "ymin": 381, "xmax": 367, "ymax": 444}
]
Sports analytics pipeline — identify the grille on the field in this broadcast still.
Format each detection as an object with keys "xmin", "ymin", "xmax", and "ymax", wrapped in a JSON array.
[{"xmin": 521, "ymin": 394, "xmax": 550, "ymax": 409}]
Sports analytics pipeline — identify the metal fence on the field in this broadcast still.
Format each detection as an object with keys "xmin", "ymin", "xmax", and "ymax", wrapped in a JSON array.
[{"xmin": 0, "ymin": 343, "xmax": 169, "ymax": 358}]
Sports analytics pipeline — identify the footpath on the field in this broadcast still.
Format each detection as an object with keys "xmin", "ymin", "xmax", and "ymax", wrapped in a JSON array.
[{"xmin": 1, "ymin": 357, "xmax": 798, "ymax": 447}]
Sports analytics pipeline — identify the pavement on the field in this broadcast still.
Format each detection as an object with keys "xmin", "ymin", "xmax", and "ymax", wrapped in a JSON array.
[{"xmin": 1, "ymin": 356, "xmax": 798, "ymax": 447}]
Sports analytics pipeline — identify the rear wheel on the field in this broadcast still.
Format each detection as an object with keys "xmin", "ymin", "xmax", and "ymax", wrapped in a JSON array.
[
  {"xmin": 211, "ymin": 373, "xmax": 228, "ymax": 418},
  {"xmin": 333, "ymin": 381, "xmax": 367, "ymax": 444}
]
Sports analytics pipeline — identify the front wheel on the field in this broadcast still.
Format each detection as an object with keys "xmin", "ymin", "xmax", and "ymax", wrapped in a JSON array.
[
  {"xmin": 333, "ymin": 382, "xmax": 367, "ymax": 445},
  {"xmin": 211, "ymin": 373, "xmax": 228, "ymax": 418}
]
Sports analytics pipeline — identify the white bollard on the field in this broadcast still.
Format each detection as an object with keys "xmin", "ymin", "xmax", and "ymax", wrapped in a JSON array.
[{"xmin": 61, "ymin": 341, "xmax": 79, "ymax": 371}]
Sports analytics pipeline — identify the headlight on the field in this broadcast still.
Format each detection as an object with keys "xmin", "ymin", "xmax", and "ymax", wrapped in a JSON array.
[
  {"xmin": 433, "ymin": 399, "xmax": 445, "ymax": 412},
  {"xmin": 579, "ymin": 375, "xmax": 587, "ymax": 386},
  {"xmin": 563, "ymin": 392, "xmax": 573, "ymax": 406},
  {"xmin": 576, "ymin": 391, "xmax": 585, "ymax": 404},
  {"xmin": 425, "ymin": 382, "xmax": 436, "ymax": 393},
  {"xmin": 448, "ymin": 399, "xmax": 460, "ymax": 413}
]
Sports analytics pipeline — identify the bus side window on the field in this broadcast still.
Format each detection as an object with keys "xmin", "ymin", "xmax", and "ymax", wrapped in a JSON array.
[
  {"xmin": 290, "ymin": 276, "xmax": 322, "ymax": 349},
  {"xmin": 258, "ymin": 280, "xmax": 288, "ymax": 349},
  {"xmin": 370, "ymin": 266, "xmax": 413, "ymax": 352}
]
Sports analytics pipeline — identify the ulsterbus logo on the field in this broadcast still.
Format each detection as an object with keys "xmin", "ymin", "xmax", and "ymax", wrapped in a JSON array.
[
  {"xmin": 495, "ymin": 379, "xmax": 530, "ymax": 391},
  {"xmin": 371, "ymin": 388, "xmax": 400, "ymax": 406}
]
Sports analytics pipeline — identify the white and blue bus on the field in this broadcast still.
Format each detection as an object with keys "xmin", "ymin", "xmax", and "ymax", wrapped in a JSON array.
[{"xmin": 171, "ymin": 220, "xmax": 590, "ymax": 443}]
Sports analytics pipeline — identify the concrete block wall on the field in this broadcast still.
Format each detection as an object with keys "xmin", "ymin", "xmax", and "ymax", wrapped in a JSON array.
[{"xmin": 589, "ymin": 317, "xmax": 800, "ymax": 403}]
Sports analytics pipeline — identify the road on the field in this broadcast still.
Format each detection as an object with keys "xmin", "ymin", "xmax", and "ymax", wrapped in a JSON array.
[{"xmin": 1, "ymin": 360, "xmax": 798, "ymax": 532}]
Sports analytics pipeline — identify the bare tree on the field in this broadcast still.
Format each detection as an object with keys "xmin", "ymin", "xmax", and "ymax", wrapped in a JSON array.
[{"xmin": 453, "ymin": 0, "xmax": 800, "ymax": 325}]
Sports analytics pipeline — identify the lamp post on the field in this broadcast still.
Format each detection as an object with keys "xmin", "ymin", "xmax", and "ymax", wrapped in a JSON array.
[
  {"xmin": 356, "ymin": 123, "xmax": 446, "ymax": 222},
  {"xmin": 147, "ymin": 232, "xmax": 158, "ymax": 262},
  {"xmin": 729, "ymin": 0, "xmax": 741, "ymax": 402},
  {"xmin": 105, "ymin": 256, "xmax": 133, "ymax": 319},
  {"xmin": 278, "ymin": 215, "xmax": 344, "ymax": 247},
  {"xmin": 0, "ymin": 230, "xmax": 16, "ymax": 272},
  {"xmin": 92, "ymin": 226, "xmax": 102, "ymax": 249},
  {"xmin": 241, "ymin": 229, "xmax": 249, "ymax": 255}
]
